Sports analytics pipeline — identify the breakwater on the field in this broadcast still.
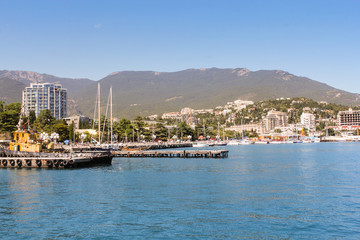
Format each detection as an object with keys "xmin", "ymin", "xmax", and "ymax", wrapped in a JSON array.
[{"xmin": 112, "ymin": 149, "xmax": 229, "ymax": 158}]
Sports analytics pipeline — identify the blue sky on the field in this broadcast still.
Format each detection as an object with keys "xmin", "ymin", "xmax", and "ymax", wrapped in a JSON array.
[{"xmin": 1, "ymin": 0, "xmax": 359, "ymax": 93}]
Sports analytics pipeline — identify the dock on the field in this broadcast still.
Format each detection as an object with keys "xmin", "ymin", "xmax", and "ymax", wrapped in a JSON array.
[
  {"xmin": 112, "ymin": 149, "xmax": 229, "ymax": 158},
  {"xmin": 0, "ymin": 149, "xmax": 112, "ymax": 168}
]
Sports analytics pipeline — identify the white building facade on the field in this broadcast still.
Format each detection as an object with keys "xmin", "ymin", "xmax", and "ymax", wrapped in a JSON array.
[
  {"xmin": 300, "ymin": 112, "xmax": 316, "ymax": 131},
  {"xmin": 22, "ymin": 82, "xmax": 67, "ymax": 119}
]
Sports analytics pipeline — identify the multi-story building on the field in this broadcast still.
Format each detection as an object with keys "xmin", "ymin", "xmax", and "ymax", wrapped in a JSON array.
[
  {"xmin": 22, "ymin": 83, "xmax": 67, "ymax": 119},
  {"xmin": 262, "ymin": 110, "xmax": 288, "ymax": 132},
  {"xmin": 162, "ymin": 112, "xmax": 181, "ymax": 120},
  {"xmin": 64, "ymin": 115, "xmax": 91, "ymax": 129},
  {"xmin": 301, "ymin": 112, "xmax": 316, "ymax": 131},
  {"xmin": 337, "ymin": 108, "xmax": 360, "ymax": 126},
  {"xmin": 225, "ymin": 124, "xmax": 262, "ymax": 135}
]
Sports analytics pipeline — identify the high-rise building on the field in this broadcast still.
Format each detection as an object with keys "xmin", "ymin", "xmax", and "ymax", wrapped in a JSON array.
[
  {"xmin": 300, "ymin": 112, "xmax": 316, "ymax": 131},
  {"xmin": 337, "ymin": 108, "xmax": 360, "ymax": 126},
  {"xmin": 262, "ymin": 110, "xmax": 288, "ymax": 132},
  {"xmin": 22, "ymin": 83, "xmax": 67, "ymax": 119}
]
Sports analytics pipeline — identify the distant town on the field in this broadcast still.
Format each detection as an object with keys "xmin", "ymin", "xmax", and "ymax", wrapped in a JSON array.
[{"xmin": 1, "ymin": 82, "xmax": 360, "ymax": 144}]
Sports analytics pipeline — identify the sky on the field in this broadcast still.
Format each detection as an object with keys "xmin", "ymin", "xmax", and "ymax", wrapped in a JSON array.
[{"xmin": 0, "ymin": 0, "xmax": 359, "ymax": 93}]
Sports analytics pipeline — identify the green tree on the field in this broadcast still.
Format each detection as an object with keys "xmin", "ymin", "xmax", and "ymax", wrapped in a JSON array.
[
  {"xmin": 177, "ymin": 122, "xmax": 194, "ymax": 140},
  {"xmin": 0, "ymin": 102, "xmax": 21, "ymax": 132},
  {"xmin": 68, "ymin": 122, "xmax": 75, "ymax": 141},
  {"xmin": 33, "ymin": 109, "xmax": 55, "ymax": 132},
  {"xmin": 114, "ymin": 118, "xmax": 134, "ymax": 142},
  {"xmin": 52, "ymin": 122, "xmax": 69, "ymax": 142},
  {"xmin": 28, "ymin": 110, "xmax": 36, "ymax": 125}
]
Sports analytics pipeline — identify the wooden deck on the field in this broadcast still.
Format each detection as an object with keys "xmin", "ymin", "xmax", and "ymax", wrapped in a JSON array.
[{"xmin": 112, "ymin": 149, "xmax": 229, "ymax": 158}]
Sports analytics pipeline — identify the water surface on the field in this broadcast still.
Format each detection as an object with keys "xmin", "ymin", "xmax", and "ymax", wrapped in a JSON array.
[{"xmin": 1, "ymin": 143, "xmax": 360, "ymax": 239}]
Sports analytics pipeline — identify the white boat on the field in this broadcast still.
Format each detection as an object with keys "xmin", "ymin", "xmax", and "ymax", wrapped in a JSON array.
[
  {"xmin": 192, "ymin": 142, "xmax": 208, "ymax": 148},
  {"xmin": 240, "ymin": 140, "xmax": 253, "ymax": 145},
  {"xmin": 214, "ymin": 141, "xmax": 227, "ymax": 146},
  {"xmin": 227, "ymin": 140, "xmax": 240, "ymax": 145},
  {"xmin": 255, "ymin": 141, "xmax": 269, "ymax": 144}
]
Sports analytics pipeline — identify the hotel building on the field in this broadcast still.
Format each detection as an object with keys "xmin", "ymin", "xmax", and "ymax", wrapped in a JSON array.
[
  {"xmin": 22, "ymin": 83, "xmax": 67, "ymax": 119},
  {"xmin": 337, "ymin": 108, "xmax": 360, "ymax": 126}
]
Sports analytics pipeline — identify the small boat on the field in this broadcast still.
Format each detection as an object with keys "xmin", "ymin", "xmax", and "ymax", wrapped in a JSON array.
[
  {"xmin": 192, "ymin": 142, "xmax": 208, "ymax": 148},
  {"xmin": 214, "ymin": 141, "xmax": 227, "ymax": 146},
  {"xmin": 227, "ymin": 140, "xmax": 240, "ymax": 146},
  {"xmin": 240, "ymin": 140, "xmax": 253, "ymax": 145}
]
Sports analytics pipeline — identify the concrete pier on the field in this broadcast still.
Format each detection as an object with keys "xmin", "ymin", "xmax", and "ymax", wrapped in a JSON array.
[
  {"xmin": 112, "ymin": 149, "xmax": 229, "ymax": 158},
  {"xmin": 0, "ymin": 149, "xmax": 112, "ymax": 168}
]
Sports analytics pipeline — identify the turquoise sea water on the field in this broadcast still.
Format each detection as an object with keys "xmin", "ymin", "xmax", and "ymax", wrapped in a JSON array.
[{"xmin": 1, "ymin": 143, "xmax": 360, "ymax": 239}]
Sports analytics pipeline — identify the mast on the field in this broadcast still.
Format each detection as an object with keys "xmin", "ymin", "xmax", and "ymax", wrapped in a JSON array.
[
  {"xmin": 203, "ymin": 119, "xmax": 205, "ymax": 137},
  {"xmin": 92, "ymin": 90, "xmax": 98, "ymax": 129},
  {"xmin": 110, "ymin": 86, "xmax": 113, "ymax": 145},
  {"xmin": 98, "ymin": 82, "xmax": 101, "ymax": 144},
  {"xmin": 102, "ymin": 87, "xmax": 111, "ymax": 143},
  {"xmin": 223, "ymin": 126, "xmax": 225, "ymax": 141}
]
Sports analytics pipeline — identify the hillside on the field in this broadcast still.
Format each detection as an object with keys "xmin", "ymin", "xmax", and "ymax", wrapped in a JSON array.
[
  {"xmin": 0, "ymin": 70, "xmax": 94, "ymax": 96},
  {"xmin": 73, "ymin": 68, "xmax": 360, "ymax": 118},
  {"xmin": 1, "ymin": 68, "xmax": 359, "ymax": 119},
  {"xmin": 0, "ymin": 78, "xmax": 26, "ymax": 103}
]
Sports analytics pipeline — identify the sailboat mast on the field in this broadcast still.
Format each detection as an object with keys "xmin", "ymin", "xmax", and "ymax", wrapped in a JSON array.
[
  {"xmin": 110, "ymin": 86, "xmax": 113, "ymax": 145},
  {"xmin": 98, "ymin": 82, "xmax": 101, "ymax": 144},
  {"xmin": 223, "ymin": 126, "xmax": 225, "ymax": 141},
  {"xmin": 203, "ymin": 119, "xmax": 205, "ymax": 137}
]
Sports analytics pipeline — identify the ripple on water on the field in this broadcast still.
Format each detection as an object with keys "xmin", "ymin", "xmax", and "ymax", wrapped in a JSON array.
[{"xmin": 1, "ymin": 143, "xmax": 360, "ymax": 239}]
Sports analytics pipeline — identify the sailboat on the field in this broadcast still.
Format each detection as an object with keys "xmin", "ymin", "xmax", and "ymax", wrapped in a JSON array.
[
  {"xmin": 100, "ymin": 85, "xmax": 118, "ymax": 149},
  {"xmin": 214, "ymin": 122, "xmax": 227, "ymax": 146}
]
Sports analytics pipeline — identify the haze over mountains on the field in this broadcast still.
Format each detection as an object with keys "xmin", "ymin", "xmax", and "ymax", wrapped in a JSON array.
[{"xmin": 1, "ymin": 68, "xmax": 359, "ymax": 119}]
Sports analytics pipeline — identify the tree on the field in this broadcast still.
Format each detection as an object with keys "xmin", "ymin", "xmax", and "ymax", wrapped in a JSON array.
[
  {"xmin": 33, "ymin": 109, "xmax": 55, "ymax": 132},
  {"xmin": 52, "ymin": 122, "xmax": 69, "ymax": 142},
  {"xmin": 177, "ymin": 122, "xmax": 194, "ymax": 140},
  {"xmin": 0, "ymin": 102, "xmax": 21, "ymax": 133},
  {"xmin": 114, "ymin": 118, "xmax": 134, "ymax": 142},
  {"xmin": 28, "ymin": 110, "xmax": 36, "ymax": 125},
  {"xmin": 68, "ymin": 122, "xmax": 75, "ymax": 141}
]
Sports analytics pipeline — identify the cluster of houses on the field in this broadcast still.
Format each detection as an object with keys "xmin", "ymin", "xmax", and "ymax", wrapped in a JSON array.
[{"xmin": 153, "ymin": 98, "xmax": 360, "ymax": 138}]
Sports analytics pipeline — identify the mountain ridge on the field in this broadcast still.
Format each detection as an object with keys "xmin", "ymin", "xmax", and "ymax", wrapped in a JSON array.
[{"xmin": 1, "ymin": 68, "xmax": 359, "ymax": 118}]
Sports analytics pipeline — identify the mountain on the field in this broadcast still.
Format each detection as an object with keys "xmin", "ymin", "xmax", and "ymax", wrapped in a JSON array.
[
  {"xmin": 73, "ymin": 68, "xmax": 360, "ymax": 118},
  {"xmin": 1, "ymin": 68, "xmax": 359, "ymax": 119},
  {"xmin": 0, "ymin": 70, "xmax": 94, "ymax": 96},
  {"xmin": 0, "ymin": 78, "xmax": 27, "ymax": 103}
]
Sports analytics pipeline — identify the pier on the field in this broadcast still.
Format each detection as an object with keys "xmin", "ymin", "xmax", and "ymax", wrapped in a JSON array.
[
  {"xmin": 112, "ymin": 149, "xmax": 229, "ymax": 158},
  {"xmin": 0, "ymin": 149, "xmax": 112, "ymax": 168}
]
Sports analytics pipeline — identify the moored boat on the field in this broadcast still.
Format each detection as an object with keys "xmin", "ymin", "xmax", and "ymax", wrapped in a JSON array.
[{"xmin": 192, "ymin": 142, "xmax": 208, "ymax": 148}]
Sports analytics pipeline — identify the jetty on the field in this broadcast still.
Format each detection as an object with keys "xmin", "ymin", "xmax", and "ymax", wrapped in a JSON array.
[
  {"xmin": 0, "ymin": 149, "xmax": 112, "ymax": 168},
  {"xmin": 112, "ymin": 149, "xmax": 229, "ymax": 158}
]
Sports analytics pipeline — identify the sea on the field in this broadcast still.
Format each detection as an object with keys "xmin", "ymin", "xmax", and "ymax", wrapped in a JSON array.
[{"xmin": 1, "ymin": 143, "xmax": 360, "ymax": 239}]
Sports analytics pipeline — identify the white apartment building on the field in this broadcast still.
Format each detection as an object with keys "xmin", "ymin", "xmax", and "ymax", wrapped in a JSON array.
[
  {"xmin": 226, "ymin": 123, "xmax": 262, "ymax": 135},
  {"xmin": 300, "ymin": 112, "xmax": 316, "ymax": 131},
  {"xmin": 22, "ymin": 82, "xmax": 67, "ymax": 119},
  {"xmin": 337, "ymin": 108, "xmax": 360, "ymax": 126}
]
